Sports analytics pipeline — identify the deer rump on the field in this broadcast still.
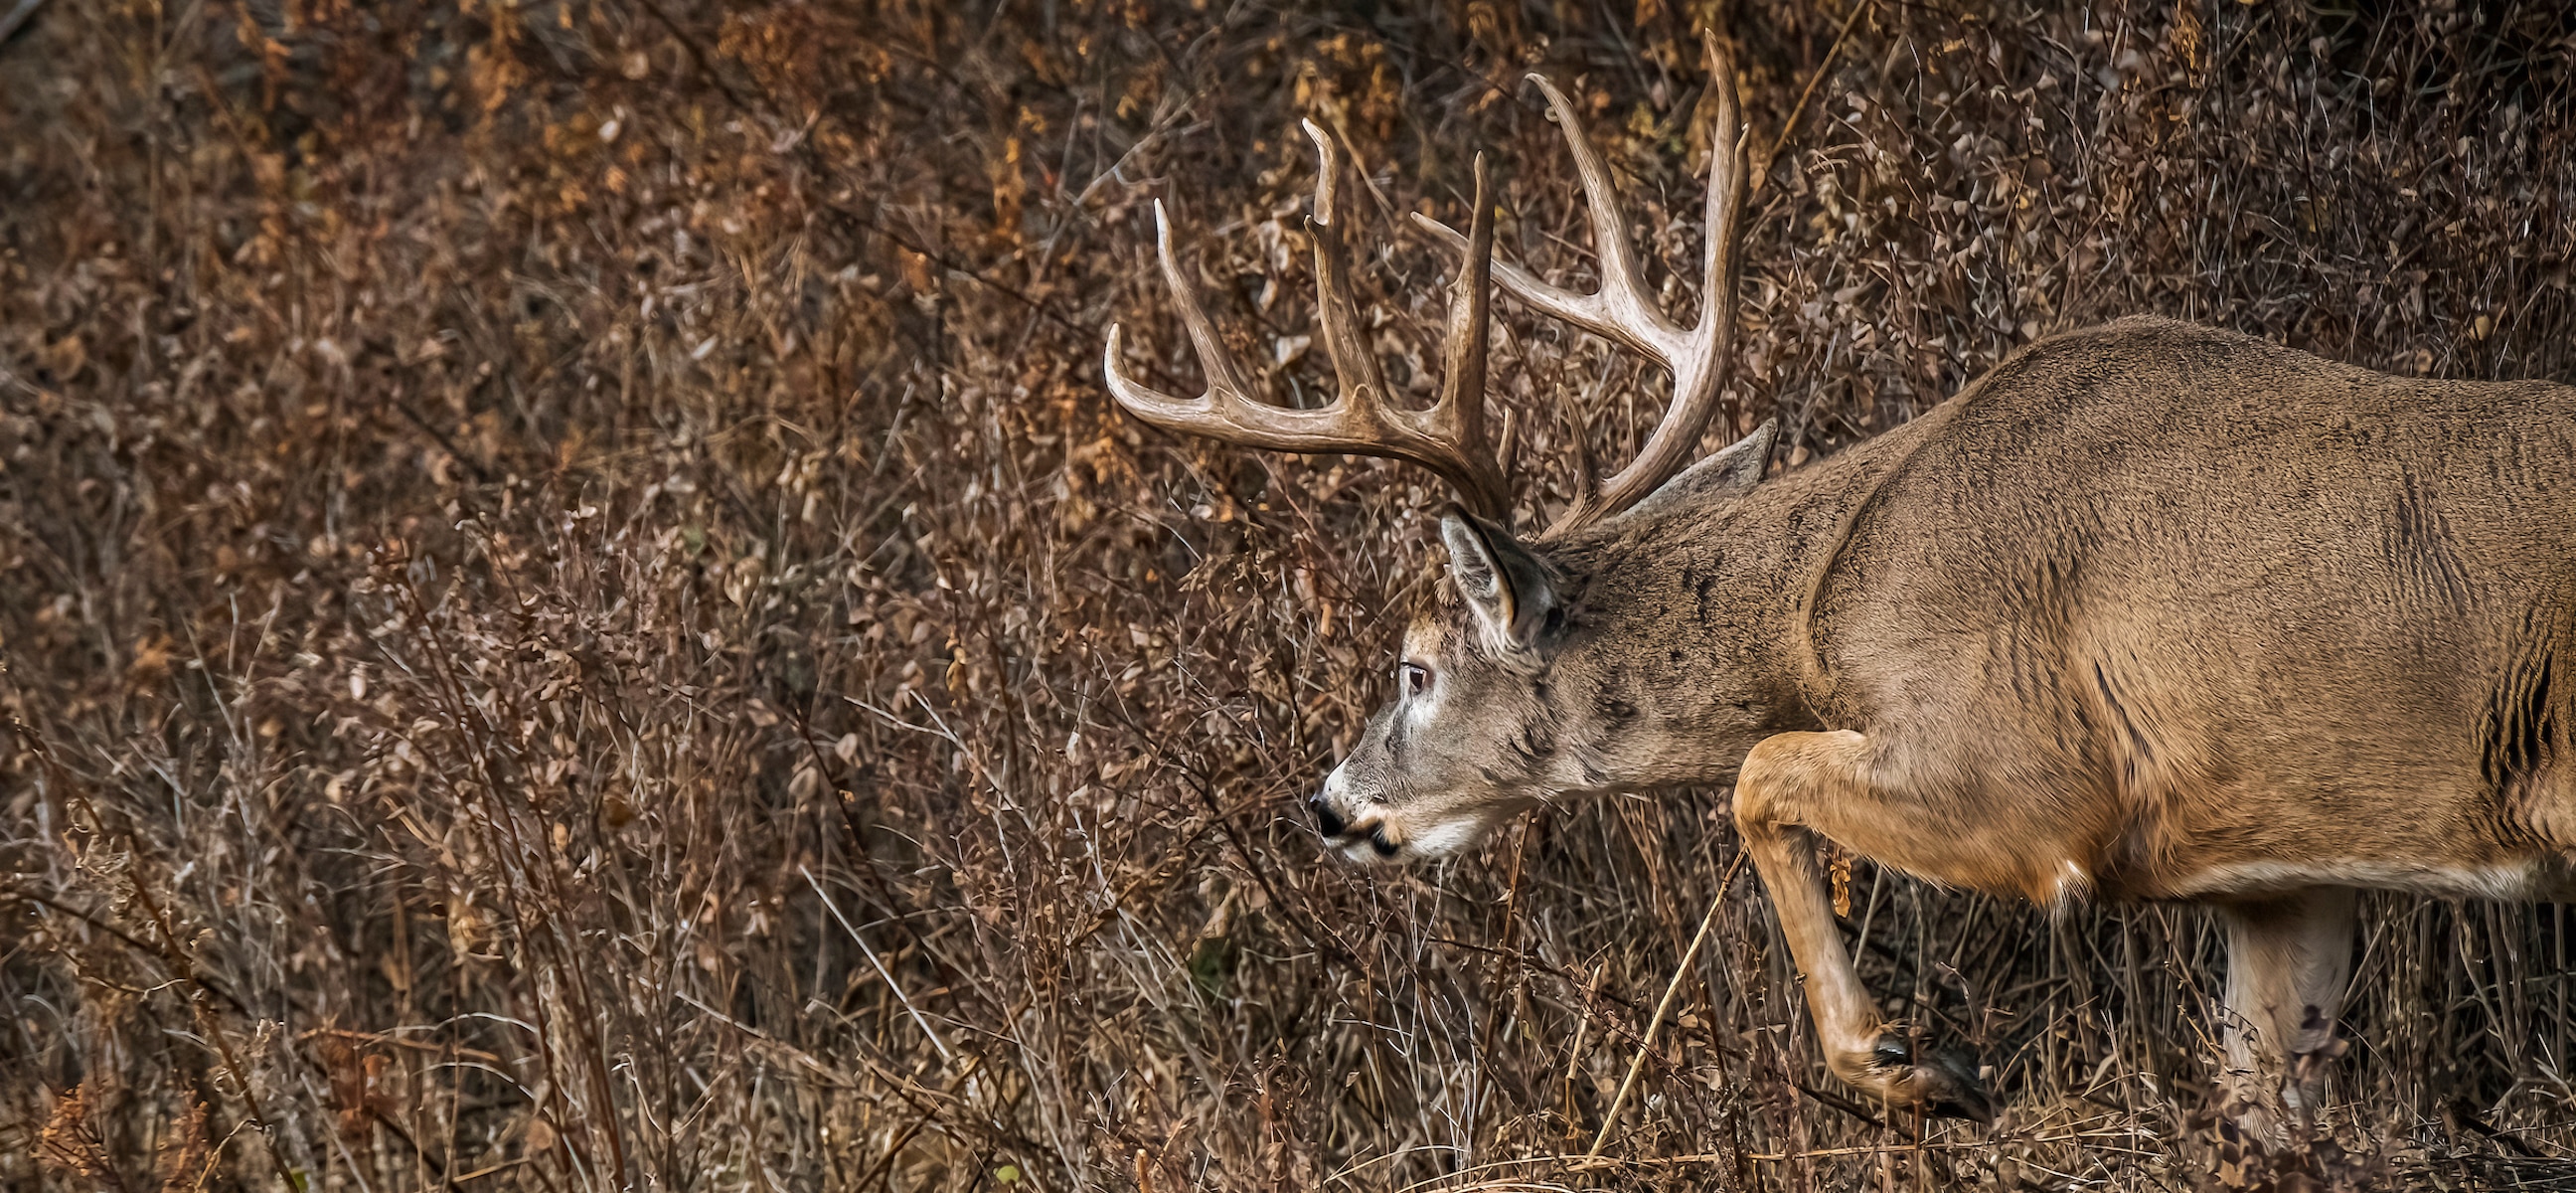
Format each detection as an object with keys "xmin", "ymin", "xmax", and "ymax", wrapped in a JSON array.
[{"xmin": 1799, "ymin": 315, "xmax": 2576, "ymax": 908}]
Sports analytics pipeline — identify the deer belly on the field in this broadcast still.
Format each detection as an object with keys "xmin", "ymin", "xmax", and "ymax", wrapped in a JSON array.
[{"xmin": 2151, "ymin": 858, "xmax": 2547, "ymax": 900}]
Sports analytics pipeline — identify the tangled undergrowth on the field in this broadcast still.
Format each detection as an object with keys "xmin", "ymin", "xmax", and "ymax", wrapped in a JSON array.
[{"xmin": 5, "ymin": 1, "xmax": 2575, "ymax": 1189}]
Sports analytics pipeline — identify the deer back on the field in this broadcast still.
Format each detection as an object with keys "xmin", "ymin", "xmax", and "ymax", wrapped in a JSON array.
[{"xmin": 1789, "ymin": 316, "xmax": 2576, "ymax": 899}]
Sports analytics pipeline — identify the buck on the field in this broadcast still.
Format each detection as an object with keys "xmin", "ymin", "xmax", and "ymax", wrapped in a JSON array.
[{"xmin": 1103, "ymin": 40, "xmax": 2576, "ymax": 1125}]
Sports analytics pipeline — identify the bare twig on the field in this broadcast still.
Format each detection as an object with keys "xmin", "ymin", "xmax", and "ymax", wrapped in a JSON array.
[
  {"xmin": 0, "ymin": 0, "xmax": 48, "ymax": 44},
  {"xmin": 1756, "ymin": 0, "xmax": 1873, "ymax": 191},
  {"xmin": 1586, "ymin": 850, "xmax": 1748, "ymax": 1158}
]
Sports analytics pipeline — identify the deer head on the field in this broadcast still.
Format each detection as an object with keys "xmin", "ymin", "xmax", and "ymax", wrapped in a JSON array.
[{"xmin": 1104, "ymin": 37, "xmax": 1754, "ymax": 863}]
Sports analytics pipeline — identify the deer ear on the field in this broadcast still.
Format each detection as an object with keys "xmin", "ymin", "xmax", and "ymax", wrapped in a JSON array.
[
  {"xmin": 1628, "ymin": 419, "xmax": 1779, "ymax": 518},
  {"xmin": 1438, "ymin": 508, "xmax": 1559, "ymax": 657}
]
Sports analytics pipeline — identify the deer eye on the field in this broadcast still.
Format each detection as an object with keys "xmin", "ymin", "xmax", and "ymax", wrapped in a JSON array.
[{"xmin": 1399, "ymin": 661, "xmax": 1432, "ymax": 697}]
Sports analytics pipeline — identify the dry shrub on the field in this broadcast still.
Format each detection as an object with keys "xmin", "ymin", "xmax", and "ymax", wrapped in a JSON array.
[{"xmin": 3, "ymin": 1, "xmax": 2573, "ymax": 1189}]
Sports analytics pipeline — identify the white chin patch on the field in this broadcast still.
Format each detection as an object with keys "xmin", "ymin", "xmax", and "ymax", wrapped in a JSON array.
[
  {"xmin": 1333, "ymin": 839, "xmax": 1392, "ymax": 866},
  {"xmin": 1406, "ymin": 816, "xmax": 1492, "ymax": 859}
]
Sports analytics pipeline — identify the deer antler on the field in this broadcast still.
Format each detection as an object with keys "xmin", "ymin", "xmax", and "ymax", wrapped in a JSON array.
[
  {"xmin": 1103, "ymin": 122, "xmax": 1511, "ymax": 522},
  {"xmin": 1414, "ymin": 33, "xmax": 1751, "ymax": 535}
]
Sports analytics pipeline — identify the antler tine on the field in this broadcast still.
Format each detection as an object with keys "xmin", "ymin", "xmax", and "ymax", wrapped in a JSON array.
[
  {"xmin": 1153, "ymin": 199, "xmax": 1262, "ymax": 404},
  {"xmin": 1102, "ymin": 125, "xmax": 1513, "ymax": 522},
  {"xmin": 1516, "ymin": 72, "xmax": 1690, "ymax": 359},
  {"xmin": 1299, "ymin": 120, "xmax": 1395, "ymax": 416},
  {"xmin": 1583, "ymin": 33, "xmax": 1749, "ymax": 527},
  {"xmin": 1101, "ymin": 200, "xmax": 1267, "ymax": 431},
  {"xmin": 1413, "ymin": 33, "xmax": 1752, "ymax": 534},
  {"xmin": 1411, "ymin": 91, "xmax": 1687, "ymax": 363},
  {"xmin": 1431, "ymin": 153, "xmax": 1496, "ymax": 467}
]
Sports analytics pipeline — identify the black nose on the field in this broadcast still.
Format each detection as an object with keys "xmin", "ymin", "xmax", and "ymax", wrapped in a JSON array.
[{"xmin": 1309, "ymin": 794, "xmax": 1347, "ymax": 838}]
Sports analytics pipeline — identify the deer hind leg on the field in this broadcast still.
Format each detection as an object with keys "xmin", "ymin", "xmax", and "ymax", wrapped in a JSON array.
[
  {"xmin": 1734, "ymin": 730, "xmax": 1996, "ymax": 1121},
  {"xmin": 2217, "ymin": 887, "xmax": 2356, "ymax": 1132}
]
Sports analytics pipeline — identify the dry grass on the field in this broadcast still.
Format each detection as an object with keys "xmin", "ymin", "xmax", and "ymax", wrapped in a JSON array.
[{"xmin": 4, "ymin": 1, "xmax": 2575, "ymax": 1189}]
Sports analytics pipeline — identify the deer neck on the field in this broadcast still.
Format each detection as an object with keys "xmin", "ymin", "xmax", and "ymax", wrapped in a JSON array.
[{"xmin": 1536, "ymin": 436, "xmax": 1909, "ymax": 793}]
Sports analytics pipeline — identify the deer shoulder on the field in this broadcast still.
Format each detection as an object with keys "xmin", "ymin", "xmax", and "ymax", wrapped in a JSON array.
[{"xmin": 1101, "ymin": 27, "xmax": 2576, "ymax": 1129}]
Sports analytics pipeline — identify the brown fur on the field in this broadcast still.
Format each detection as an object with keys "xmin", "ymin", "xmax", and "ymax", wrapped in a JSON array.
[{"xmin": 1317, "ymin": 316, "xmax": 2576, "ymax": 1120}]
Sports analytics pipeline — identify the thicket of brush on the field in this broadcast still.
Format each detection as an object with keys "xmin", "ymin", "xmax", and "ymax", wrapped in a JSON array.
[{"xmin": 6, "ymin": 0, "xmax": 2574, "ymax": 1188}]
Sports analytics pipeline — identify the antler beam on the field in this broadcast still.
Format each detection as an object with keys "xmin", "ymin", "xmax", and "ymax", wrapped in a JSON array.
[{"xmin": 1414, "ymin": 32, "xmax": 1751, "ymax": 535}]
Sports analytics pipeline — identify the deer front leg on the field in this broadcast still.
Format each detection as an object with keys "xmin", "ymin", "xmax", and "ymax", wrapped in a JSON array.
[
  {"xmin": 2218, "ymin": 887, "xmax": 2355, "ymax": 1132},
  {"xmin": 1734, "ymin": 731, "xmax": 1995, "ymax": 1121}
]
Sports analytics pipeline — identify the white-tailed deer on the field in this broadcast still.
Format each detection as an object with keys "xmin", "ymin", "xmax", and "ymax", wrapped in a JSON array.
[{"xmin": 1104, "ymin": 37, "xmax": 2576, "ymax": 1125}]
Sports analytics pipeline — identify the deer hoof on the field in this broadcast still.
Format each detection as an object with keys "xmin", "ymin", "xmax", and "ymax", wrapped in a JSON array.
[{"xmin": 1867, "ymin": 1032, "xmax": 1996, "ymax": 1123}]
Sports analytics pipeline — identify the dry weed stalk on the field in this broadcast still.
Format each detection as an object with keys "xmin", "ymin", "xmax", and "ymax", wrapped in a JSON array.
[{"xmin": 3, "ymin": 1, "xmax": 2571, "ymax": 1189}]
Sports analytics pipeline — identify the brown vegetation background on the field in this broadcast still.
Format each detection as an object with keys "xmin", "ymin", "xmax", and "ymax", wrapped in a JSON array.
[{"xmin": 6, "ymin": 0, "xmax": 2576, "ymax": 1189}]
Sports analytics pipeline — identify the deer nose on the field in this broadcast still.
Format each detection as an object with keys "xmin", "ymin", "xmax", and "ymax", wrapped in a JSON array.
[{"xmin": 1309, "ymin": 794, "xmax": 1348, "ymax": 838}]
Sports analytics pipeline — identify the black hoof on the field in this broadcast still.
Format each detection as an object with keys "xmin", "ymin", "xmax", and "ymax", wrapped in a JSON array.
[
  {"xmin": 1921, "ymin": 1045, "xmax": 1997, "ymax": 1122},
  {"xmin": 1872, "ymin": 1031, "xmax": 1997, "ymax": 1123}
]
